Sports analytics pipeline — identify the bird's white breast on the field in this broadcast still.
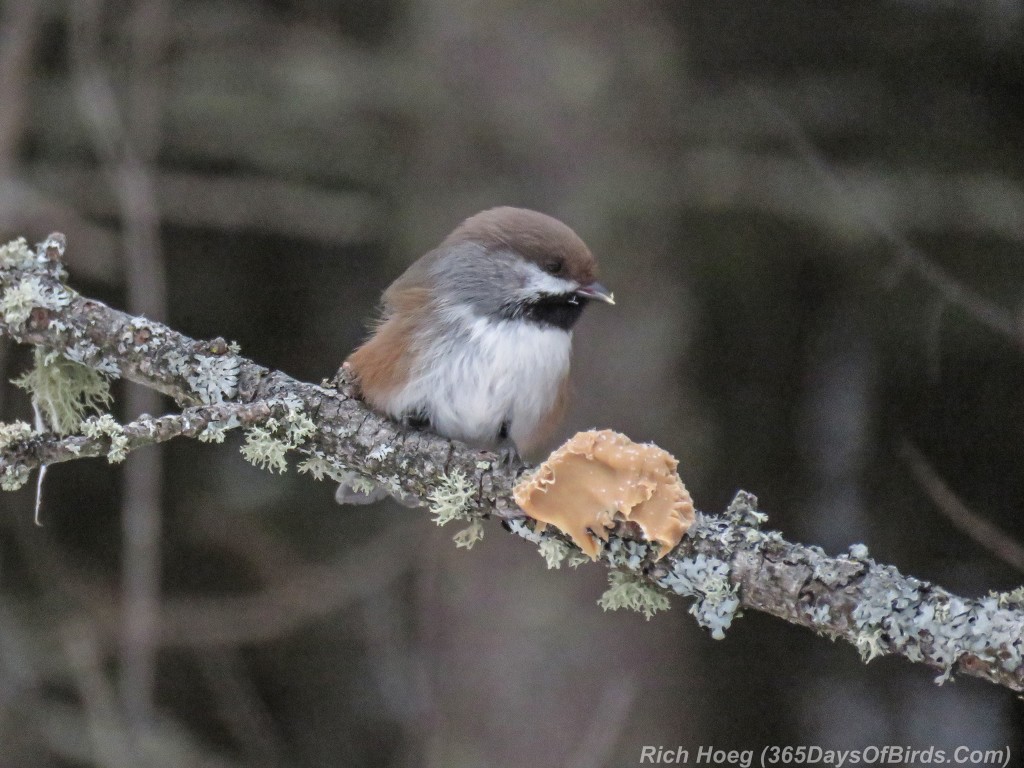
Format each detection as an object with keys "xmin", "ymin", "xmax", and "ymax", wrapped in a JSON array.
[{"xmin": 381, "ymin": 306, "xmax": 572, "ymax": 450}]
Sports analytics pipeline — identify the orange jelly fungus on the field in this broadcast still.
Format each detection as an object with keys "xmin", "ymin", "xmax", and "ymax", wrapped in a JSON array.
[{"xmin": 512, "ymin": 430, "xmax": 695, "ymax": 560}]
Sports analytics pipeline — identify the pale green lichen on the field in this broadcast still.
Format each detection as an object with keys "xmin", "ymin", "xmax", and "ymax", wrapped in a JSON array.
[
  {"xmin": 0, "ymin": 237, "xmax": 38, "ymax": 270},
  {"xmin": 427, "ymin": 469, "xmax": 474, "ymax": 526},
  {"xmin": 1, "ymin": 464, "xmax": 30, "ymax": 491},
  {"xmin": 453, "ymin": 519, "xmax": 485, "ymax": 550},
  {"xmin": 13, "ymin": 348, "xmax": 112, "ymax": 435},
  {"xmin": 568, "ymin": 551, "xmax": 591, "ymax": 569},
  {"xmin": 725, "ymin": 490, "xmax": 767, "ymax": 527},
  {"xmin": 807, "ymin": 603, "xmax": 833, "ymax": 625},
  {"xmin": 0, "ymin": 406, "xmax": 35, "ymax": 490},
  {"xmin": 240, "ymin": 425, "xmax": 287, "ymax": 472},
  {"xmin": 854, "ymin": 627, "xmax": 887, "ymax": 663},
  {"xmin": 994, "ymin": 586, "xmax": 1024, "ymax": 609},
  {"xmin": 283, "ymin": 411, "xmax": 316, "ymax": 445},
  {"xmin": 348, "ymin": 474, "xmax": 380, "ymax": 496},
  {"xmin": 240, "ymin": 423, "xmax": 289, "ymax": 473},
  {"xmin": 239, "ymin": 397, "xmax": 317, "ymax": 474},
  {"xmin": 538, "ymin": 538, "xmax": 569, "ymax": 569},
  {"xmin": 197, "ymin": 423, "xmax": 230, "ymax": 443},
  {"xmin": 598, "ymin": 571, "xmax": 670, "ymax": 621},
  {"xmin": 296, "ymin": 452, "xmax": 349, "ymax": 483},
  {"xmin": 196, "ymin": 410, "xmax": 243, "ymax": 444},
  {"xmin": 1, "ymin": 276, "xmax": 71, "ymax": 327},
  {"xmin": 80, "ymin": 414, "xmax": 129, "ymax": 463},
  {"xmin": 0, "ymin": 420, "xmax": 34, "ymax": 449}
]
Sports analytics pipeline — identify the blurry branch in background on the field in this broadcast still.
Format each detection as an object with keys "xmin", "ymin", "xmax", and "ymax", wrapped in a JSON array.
[
  {"xmin": 33, "ymin": 521, "xmax": 421, "ymax": 649},
  {"xmin": 2, "ymin": 235, "xmax": 1024, "ymax": 693},
  {"xmin": 0, "ymin": 0, "xmax": 46, "ymax": 421},
  {"xmin": 901, "ymin": 439, "xmax": 1024, "ymax": 574},
  {"xmin": 6, "ymin": 505, "xmax": 409, "ymax": 764},
  {"xmin": 27, "ymin": 163, "xmax": 387, "ymax": 245},
  {"xmin": 747, "ymin": 90, "xmax": 1024, "ymax": 347},
  {"xmin": 50, "ymin": 617, "xmax": 242, "ymax": 767},
  {"xmin": 678, "ymin": 148, "xmax": 1024, "ymax": 249},
  {"xmin": 0, "ymin": 0, "xmax": 43, "ymax": 178},
  {"xmin": 70, "ymin": 0, "xmax": 170, "ymax": 726},
  {"xmin": 195, "ymin": 650, "xmax": 283, "ymax": 768}
]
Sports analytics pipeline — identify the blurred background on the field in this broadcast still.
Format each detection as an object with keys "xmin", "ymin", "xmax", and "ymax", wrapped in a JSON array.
[{"xmin": 0, "ymin": 0, "xmax": 1023, "ymax": 765}]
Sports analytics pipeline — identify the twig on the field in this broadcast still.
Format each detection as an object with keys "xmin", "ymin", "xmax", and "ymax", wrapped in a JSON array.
[
  {"xmin": 1, "ymin": 400, "xmax": 276, "ymax": 473},
  {"xmin": 60, "ymin": 619, "xmax": 136, "ymax": 768},
  {"xmin": 195, "ymin": 650, "xmax": 285, "ymax": 768},
  {"xmin": 749, "ymin": 89, "xmax": 1023, "ymax": 345},
  {"xmin": 27, "ymin": 163, "xmax": 385, "ymax": 245},
  {"xmin": 56, "ymin": 522, "xmax": 421, "ymax": 649},
  {"xmin": 1, "ymin": 235, "xmax": 1023, "ymax": 691},
  {"xmin": 901, "ymin": 439, "xmax": 1024, "ymax": 574}
]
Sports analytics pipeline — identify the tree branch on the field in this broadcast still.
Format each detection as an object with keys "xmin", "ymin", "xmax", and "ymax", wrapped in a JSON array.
[{"xmin": 2, "ymin": 234, "xmax": 1022, "ymax": 692}]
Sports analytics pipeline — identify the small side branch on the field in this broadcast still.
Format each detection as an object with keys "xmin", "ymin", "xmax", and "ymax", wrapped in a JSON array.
[{"xmin": 1, "ymin": 399, "xmax": 275, "ymax": 470}]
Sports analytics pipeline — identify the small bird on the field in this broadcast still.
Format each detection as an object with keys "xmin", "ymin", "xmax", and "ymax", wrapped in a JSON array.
[{"xmin": 336, "ymin": 206, "xmax": 613, "ymax": 504}]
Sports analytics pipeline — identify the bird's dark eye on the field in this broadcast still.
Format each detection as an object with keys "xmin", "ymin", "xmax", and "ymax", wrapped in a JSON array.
[{"xmin": 544, "ymin": 260, "xmax": 563, "ymax": 275}]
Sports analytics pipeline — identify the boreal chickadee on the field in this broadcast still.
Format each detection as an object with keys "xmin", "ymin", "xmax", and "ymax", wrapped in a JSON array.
[{"xmin": 337, "ymin": 206, "xmax": 613, "ymax": 504}]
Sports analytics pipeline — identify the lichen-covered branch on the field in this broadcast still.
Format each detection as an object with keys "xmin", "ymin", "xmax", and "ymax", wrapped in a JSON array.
[{"xmin": 1, "ymin": 234, "xmax": 1022, "ymax": 692}]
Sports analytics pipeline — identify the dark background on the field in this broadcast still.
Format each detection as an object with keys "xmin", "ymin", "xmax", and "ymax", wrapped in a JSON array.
[{"xmin": 0, "ymin": 0, "xmax": 1022, "ymax": 765}]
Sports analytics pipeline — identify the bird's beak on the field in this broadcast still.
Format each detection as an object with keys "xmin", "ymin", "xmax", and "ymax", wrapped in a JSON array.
[{"xmin": 576, "ymin": 281, "xmax": 615, "ymax": 305}]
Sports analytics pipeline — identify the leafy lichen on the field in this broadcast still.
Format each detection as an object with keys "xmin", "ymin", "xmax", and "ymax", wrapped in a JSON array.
[
  {"xmin": 296, "ymin": 452, "xmax": 349, "ymax": 483},
  {"xmin": 725, "ymin": 490, "xmax": 767, "ymax": 527},
  {"xmin": 0, "ymin": 237, "xmax": 38, "ymax": 271},
  {"xmin": 846, "ymin": 563, "xmax": 1024, "ymax": 683},
  {"xmin": 0, "ymin": 409, "xmax": 35, "ymax": 492},
  {"xmin": 657, "ymin": 552, "xmax": 741, "ymax": 639},
  {"xmin": 367, "ymin": 443, "xmax": 395, "ymax": 462},
  {"xmin": 64, "ymin": 340, "xmax": 121, "ymax": 377},
  {"xmin": 0, "ymin": 420, "xmax": 34, "ymax": 449},
  {"xmin": 186, "ymin": 353, "xmax": 240, "ymax": 405},
  {"xmin": 1, "ymin": 464, "xmax": 30, "ymax": 491},
  {"xmin": 80, "ymin": 414, "xmax": 129, "ymax": 463},
  {"xmin": 505, "ymin": 518, "xmax": 545, "ymax": 544},
  {"xmin": 848, "ymin": 543, "xmax": 869, "ymax": 559},
  {"xmin": 1, "ymin": 276, "xmax": 71, "ymax": 327}
]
